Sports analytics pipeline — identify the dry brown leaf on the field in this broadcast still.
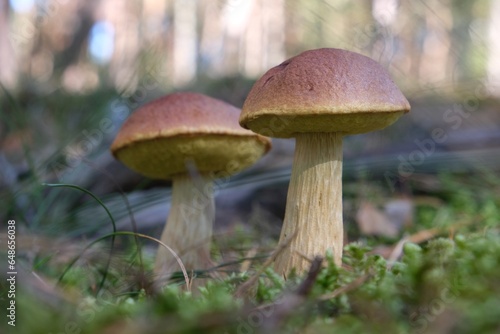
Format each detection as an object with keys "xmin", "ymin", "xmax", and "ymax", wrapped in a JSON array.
[{"xmin": 356, "ymin": 201, "xmax": 398, "ymax": 237}]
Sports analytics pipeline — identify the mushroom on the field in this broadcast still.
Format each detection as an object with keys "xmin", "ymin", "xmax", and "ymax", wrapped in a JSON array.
[
  {"xmin": 239, "ymin": 48, "xmax": 410, "ymax": 276},
  {"xmin": 111, "ymin": 92, "xmax": 271, "ymax": 281}
]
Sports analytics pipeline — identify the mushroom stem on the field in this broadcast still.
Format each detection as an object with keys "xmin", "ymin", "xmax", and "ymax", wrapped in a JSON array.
[
  {"xmin": 154, "ymin": 174, "xmax": 214, "ymax": 278},
  {"xmin": 274, "ymin": 132, "xmax": 343, "ymax": 276}
]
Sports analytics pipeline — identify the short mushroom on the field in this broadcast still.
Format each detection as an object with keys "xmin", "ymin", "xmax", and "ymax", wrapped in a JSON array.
[
  {"xmin": 111, "ymin": 92, "xmax": 271, "ymax": 280},
  {"xmin": 239, "ymin": 48, "xmax": 410, "ymax": 276}
]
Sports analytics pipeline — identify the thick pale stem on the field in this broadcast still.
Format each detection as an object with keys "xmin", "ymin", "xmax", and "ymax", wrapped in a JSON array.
[
  {"xmin": 274, "ymin": 132, "xmax": 343, "ymax": 276},
  {"xmin": 154, "ymin": 174, "xmax": 214, "ymax": 278}
]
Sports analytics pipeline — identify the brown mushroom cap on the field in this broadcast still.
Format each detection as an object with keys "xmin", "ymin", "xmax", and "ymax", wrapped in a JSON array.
[
  {"xmin": 240, "ymin": 48, "xmax": 411, "ymax": 138},
  {"xmin": 111, "ymin": 92, "xmax": 271, "ymax": 180}
]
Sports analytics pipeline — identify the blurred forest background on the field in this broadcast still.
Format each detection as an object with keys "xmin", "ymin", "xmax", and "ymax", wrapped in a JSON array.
[{"xmin": 1, "ymin": 0, "xmax": 500, "ymax": 246}]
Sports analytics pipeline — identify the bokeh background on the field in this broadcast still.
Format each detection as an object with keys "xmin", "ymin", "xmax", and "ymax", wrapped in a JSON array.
[{"xmin": 1, "ymin": 0, "xmax": 499, "ymax": 251}]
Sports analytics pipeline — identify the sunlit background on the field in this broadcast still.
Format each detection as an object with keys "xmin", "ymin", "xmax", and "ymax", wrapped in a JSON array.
[{"xmin": 2, "ymin": 0, "xmax": 499, "ymax": 92}]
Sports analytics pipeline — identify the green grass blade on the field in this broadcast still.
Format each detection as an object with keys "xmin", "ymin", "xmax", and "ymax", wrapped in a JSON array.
[
  {"xmin": 56, "ymin": 231, "xmax": 190, "ymax": 291},
  {"xmin": 43, "ymin": 183, "xmax": 117, "ymax": 295}
]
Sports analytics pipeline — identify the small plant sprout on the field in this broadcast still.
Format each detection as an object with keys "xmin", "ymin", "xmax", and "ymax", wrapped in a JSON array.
[
  {"xmin": 240, "ymin": 48, "xmax": 410, "ymax": 276},
  {"xmin": 111, "ymin": 92, "xmax": 271, "ymax": 283}
]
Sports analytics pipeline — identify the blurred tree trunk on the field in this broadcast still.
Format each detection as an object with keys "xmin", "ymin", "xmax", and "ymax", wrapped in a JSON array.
[
  {"xmin": 0, "ymin": 0, "xmax": 18, "ymax": 88},
  {"xmin": 53, "ymin": 2, "xmax": 96, "ymax": 74},
  {"xmin": 107, "ymin": 0, "xmax": 142, "ymax": 94},
  {"xmin": 172, "ymin": 0, "xmax": 197, "ymax": 86},
  {"xmin": 199, "ymin": 0, "xmax": 222, "ymax": 76},
  {"xmin": 487, "ymin": 0, "xmax": 500, "ymax": 95},
  {"xmin": 243, "ymin": 0, "xmax": 263, "ymax": 77},
  {"xmin": 262, "ymin": 0, "xmax": 285, "ymax": 70},
  {"xmin": 449, "ymin": 0, "xmax": 475, "ymax": 85}
]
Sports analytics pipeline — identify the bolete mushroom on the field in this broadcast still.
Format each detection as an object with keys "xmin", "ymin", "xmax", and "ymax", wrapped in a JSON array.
[
  {"xmin": 239, "ymin": 48, "xmax": 410, "ymax": 276},
  {"xmin": 111, "ymin": 92, "xmax": 271, "ymax": 280}
]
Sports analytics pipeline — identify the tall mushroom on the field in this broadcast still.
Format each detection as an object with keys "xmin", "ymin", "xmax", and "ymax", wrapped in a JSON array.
[
  {"xmin": 239, "ymin": 48, "xmax": 410, "ymax": 276},
  {"xmin": 111, "ymin": 92, "xmax": 271, "ymax": 280}
]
